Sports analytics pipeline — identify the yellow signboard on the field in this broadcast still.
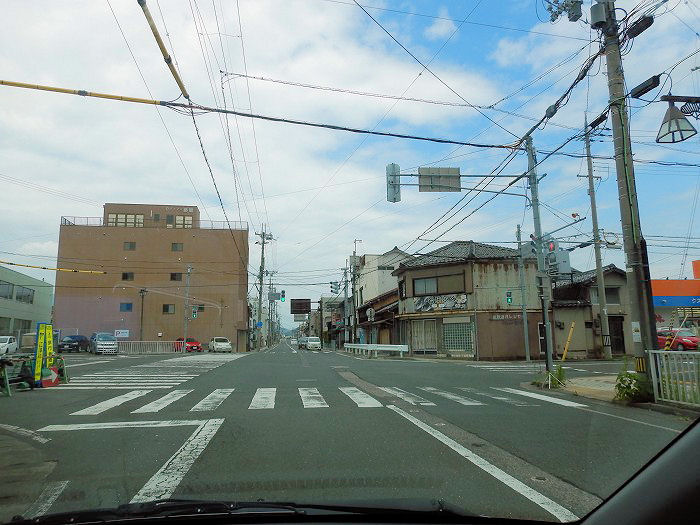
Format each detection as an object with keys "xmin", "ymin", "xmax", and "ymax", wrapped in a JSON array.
[
  {"xmin": 34, "ymin": 324, "xmax": 46, "ymax": 382},
  {"xmin": 45, "ymin": 324, "xmax": 54, "ymax": 367}
]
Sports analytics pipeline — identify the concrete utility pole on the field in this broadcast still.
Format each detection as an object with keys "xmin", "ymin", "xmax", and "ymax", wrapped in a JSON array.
[
  {"xmin": 255, "ymin": 228, "xmax": 272, "ymax": 351},
  {"xmin": 583, "ymin": 120, "xmax": 613, "ymax": 360},
  {"xmin": 139, "ymin": 288, "xmax": 147, "ymax": 341},
  {"xmin": 598, "ymin": 1, "xmax": 655, "ymax": 374},
  {"xmin": 351, "ymin": 239, "xmax": 362, "ymax": 343},
  {"xmin": 319, "ymin": 297, "xmax": 323, "ymax": 349},
  {"xmin": 183, "ymin": 265, "xmax": 192, "ymax": 343},
  {"xmin": 516, "ymin": 225, "xmax": 531, "ymax": 362},
  {"xmin": 343, "ymin": 262, "xmax": 349, "ymax": 346},
  {"xmin": 526, "ymin": 137, "xmax": 555, "ymax": 372},
  {"xmin": 266, "ymin": 271, "xmax": 276, "ymax": 346}
]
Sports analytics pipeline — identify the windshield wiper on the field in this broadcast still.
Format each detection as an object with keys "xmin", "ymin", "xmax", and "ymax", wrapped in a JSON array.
[{"xmin": 9, "ymin": 498, "xmax": 482, "ymax": 525}]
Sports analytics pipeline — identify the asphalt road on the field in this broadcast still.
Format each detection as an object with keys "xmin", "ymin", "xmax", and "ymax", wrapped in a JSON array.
[{"xmin": 0, "ymin": 343, "xmax": 694, "ymax": 523}]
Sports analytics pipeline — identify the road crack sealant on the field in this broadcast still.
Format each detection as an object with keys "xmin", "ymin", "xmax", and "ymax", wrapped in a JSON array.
[{"xmin": 335, "ymin": 370, "xmax": 601, "ymax": 521}]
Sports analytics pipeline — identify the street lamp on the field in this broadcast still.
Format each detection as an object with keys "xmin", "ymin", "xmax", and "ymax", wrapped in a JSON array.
[{"xmin": 656, "ymin": 95, "xmax": 699, "ymax": 144}]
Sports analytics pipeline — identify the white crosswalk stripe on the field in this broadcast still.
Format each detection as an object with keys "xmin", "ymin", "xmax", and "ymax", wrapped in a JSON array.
[
  {"xmin": 458, "ymin": 387, "xmax": 536, "ymax": 406},
  {"xmin": 249, "ymin": 388, "xmax": 276, "ymax": 409},
  {"xmin": 419, "ymin": 387, "xmax": 483, "ymax": 406},
  {"xmin": 71, "ymin": 390, "xmax": 152, "ymax": 415},
  {"xmin": 131, "ymin": 390, "xmax": 193, "ymax": 413},
  {"xmin": 339, "ymin": 386, "xmax": 382, "ymax": 407},
  {"xmin": 492, "ymin": 387, "xmax": 587, "ymax": 407},
  {"xmin": 378, "ymin": 387, "xmax": 436, "ymax": 406},
  {"xmin": 190, "ymin": 389, "xmax": 235, "ymax": 412},
  {"xmin": 298, "ymin": 387, "xmax": 329, "ymax": 408}
]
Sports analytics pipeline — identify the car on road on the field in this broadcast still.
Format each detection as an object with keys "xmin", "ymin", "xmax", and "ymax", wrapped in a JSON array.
[
  {"xmin": 89, "ymin": 332, "xmax": 118, "ymax": 354},
  {"xmin": 209, "ymin": 337, "xmax": 232, "ymax": 352},
  {"xmin": 58, "ymin": 335, "xmax": 89, "ymax": 353},
  {"xmin": 306, "ymin": 336, "xmax": 321, "ymax": 350},
  {"xmin": 297, "ymin": 336, "xmax": 308, "ymax": 349},
  {"xmin": 290, "ymin": 338, "xmax": 297, "ymax": 345},
  {"xmin": 0, "ymin": 336, "xmax": 18, "ymax": 354},
  {"xmin": 656, "ymin": 328, "xmax": 699, "ymax": 351},
  {"xmin": 175, "ymin": 337, "xmax": 203, "ymax": 352}
]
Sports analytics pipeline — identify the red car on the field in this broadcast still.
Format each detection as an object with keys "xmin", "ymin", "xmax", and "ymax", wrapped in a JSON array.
[
  {"xmin": 174, "ymin": 337, "xmax": 203, "ymax": 352},
  {"xmin": 656, "ymin": 329, "xmax": 699, "ymax": 351}
]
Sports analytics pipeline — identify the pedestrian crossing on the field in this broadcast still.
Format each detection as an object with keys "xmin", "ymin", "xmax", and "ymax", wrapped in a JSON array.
[
  {"xmin": 465, "ymin": 363, "xmax": 610, "ymax": 375},
  {"xmin": 58, "ymin": 354, "xmax": 247, "ymax": 389},
  {"xmin": 68, "ymin": 384, "xmax": 585, "ymax": 416}
]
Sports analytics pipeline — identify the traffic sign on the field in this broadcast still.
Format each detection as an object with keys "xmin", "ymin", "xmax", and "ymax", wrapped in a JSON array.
[
  {"xmin": 290, "ymin": 299, "xmax": 311, "ymax": 314},
  {"xmin": 256, "ymin": 321, "xmax": 263, "ymax": 328}
]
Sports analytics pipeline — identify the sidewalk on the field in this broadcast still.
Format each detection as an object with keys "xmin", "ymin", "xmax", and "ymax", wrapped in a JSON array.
[{"xmin": 562, "ymin": 375, "xmax": 617, "ymax": 402}]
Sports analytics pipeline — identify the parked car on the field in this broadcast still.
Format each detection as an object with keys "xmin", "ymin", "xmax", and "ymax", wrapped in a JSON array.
[
  {"xmin": 89, "ymin": 332, "xmax": 118, "ymax": 354},
  {"xmin": 209, "ymin": 337, "xmax": 232, "ymax": 352},
  {"xmin": 656, "ymin": 328, "xmax": 699, "ymax": 351},
  {"xmin": 290, "ymin": 338, "xmax": 298, "ymax": 346},
  {"xmin": 0, "ymin": 336, "xmax": 18, "ymax": 354},
  {"xmin": 298, "ymin": 337, "xmax": 308, "ymax": 350},
  {"xmin": 175, "ymin": 337, "xmax": 203, "ymax": 352},
  {"xmin": 58, "ymin": 335, "xmax": 89, "ymax": 353},
  {"xmin": 306, "ymin": 336, "xmax": 321, "ymax": 350}
]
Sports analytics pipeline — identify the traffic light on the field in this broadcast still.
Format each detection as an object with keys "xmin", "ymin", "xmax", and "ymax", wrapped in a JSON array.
[
  {"xmin": 280, "ymin": 290, "xmax": 285, "ymax": 302},
  {"xmin": 386, "ymin": 163, "xmax": 401, "ymax": 203},
  {"xmin": 192, "ymin": 307, "xmax": 198, "ymax": 319},
  {"xmin": 330, "ymin": 281, "xmax": 340, "ymax": 294},
  {"xmin": 506, "ymin": 290, "xmax": 512, "ymax": 305},
  {"xmin": 520, "ymin": 240, "xmax": 538, "ymax": 259}
]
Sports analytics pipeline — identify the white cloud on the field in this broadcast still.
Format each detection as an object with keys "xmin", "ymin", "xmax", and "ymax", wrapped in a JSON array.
[{"xmin": 424, "ymin": 7, "xmax": 457, "ymax": 41}]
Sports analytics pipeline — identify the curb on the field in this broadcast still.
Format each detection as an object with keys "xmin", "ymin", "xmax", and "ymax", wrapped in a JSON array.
[{"xmin": 629, "ymin": 401, "xmax": 700, "ymax": 418}]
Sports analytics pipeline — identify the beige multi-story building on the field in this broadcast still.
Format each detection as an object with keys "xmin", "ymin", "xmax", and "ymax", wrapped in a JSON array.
[{"xmin": 54, "ymin": 203, "xmax": 249, "ymax": 351}]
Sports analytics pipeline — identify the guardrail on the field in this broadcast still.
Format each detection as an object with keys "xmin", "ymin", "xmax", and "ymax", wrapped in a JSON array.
[
  {"xmin": 648, "ymin": 350, "xmax": 700, "ymax": 407},
  {"xmin": 343, "ymin": 344, "xmax": 408, "ymax": 358},
  {"xmin": 117, "ymin": 341, "xmax": 184, "ymax": 355}
]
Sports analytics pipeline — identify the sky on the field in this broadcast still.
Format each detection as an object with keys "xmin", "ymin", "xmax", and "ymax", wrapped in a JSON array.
[{"xmin": 1, "ymin": 0, "xmax": 699, "ymax": 329}]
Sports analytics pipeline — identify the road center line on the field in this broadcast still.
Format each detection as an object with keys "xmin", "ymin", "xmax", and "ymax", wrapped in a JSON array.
[
  {"xmin": 23, "ymin": 481, "xmax": 70, "ymax": 518},
  {"xmin": 387, "ymin": 405, "xmax": 578, "ymax": 523},
  {"xmin": 131, "ymin": 419, "xmax": 224, "ymax": 503},
  {"xmin": 71, "ymin": 390, "xmax": 152, "ymax": 415}
]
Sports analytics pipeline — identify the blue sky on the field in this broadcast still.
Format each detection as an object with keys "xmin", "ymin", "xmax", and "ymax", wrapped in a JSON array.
[{"xmin": 0, "ymin": 1, "xmax": 699, "ymax": 328}]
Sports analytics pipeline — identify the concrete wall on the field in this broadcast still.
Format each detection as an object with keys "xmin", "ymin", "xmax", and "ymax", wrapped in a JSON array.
[
  {"xmin": 355, "ymin": 249, "xmax": 409, "ymax": 306},
  {"xmin": 0, "ymin": 266, "xmax": 54, "ymax": 335},
  {"xmin": 476, "ymin": 311, "xmax": 543, "ymax": 361},
  {"xmin": 472, "ymin": 260, "xmax": 539, "ymax": 310},
  {"xmin": 53, "ymin": 210, "xmax": 249, "ymax": 349}
]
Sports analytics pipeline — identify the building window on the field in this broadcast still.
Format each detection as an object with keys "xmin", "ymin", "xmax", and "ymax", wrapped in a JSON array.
[
  {"xmin": 442, "ymin": 321, "xmax": 474, "ymax": 353},
  {"xmin": 414, "ymin": 277, "xmax": 438, "ymax": 296},
  {"xmin": 0, "ymin": 280, "xmax": 13, "ymax": 300},
  {"xmin": 123, "ymin": 241, "xmax": 136, "ymax": 251},
  {"xmin": 14, "ymin": 319, "xmax": 32, "ymax": 333},
  {"xmin": 170, "ymin": 273, "xmax": 183, "ymax": 281},
  {"xmin": 108, "ymin": 213, "xmax": 143, "ymax": 227},
  {"xmin": 174, "ymin": 215, "xmax": 193, "ymax": 229},
  {"xmin": 120, "ymin": 302, "xmax": 133, "ymax": 312},
  {"xmin": 15, "ymin": 286, "xmax": 34, "ymax": 304},
  {"xmin": 437, "ymin": 274, "xmax": 464, "ymax": 294},
  {"xmin": 591, "ymin": 287, "xmax": 621, "ymax": 305},
  {"xmin": 122, "ymin": 272, "xmax": 134, "ymax": 281},
  {"xmin": 171, "ymin": 243, "xmax": 183, "ymax": 252},
  {"xmin": 398, "ymin": 280, "xmax": 406, "ymax": 299},
  {"xmin": 359, "ymin": 287, "xmax": 364, "ymax": 305},
  {"xmin": 162, "ymin": 304, "xmax": 175, "ymax": 314},
  {"xmin": 166, "ymin": 215, "xmax": 174, "ymax": 228},
  {"xmin": 585, "ymin": 321, "xmax": 593, "ymax": 328},
  {"xmin": 153, "ymin": 213, "xmax": 160, "ymax": 222}
]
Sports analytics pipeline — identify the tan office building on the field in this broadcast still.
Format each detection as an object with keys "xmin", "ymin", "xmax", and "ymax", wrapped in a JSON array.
[{"xmin": 54, "ymin": 203, "xmax": 250, "ymax": 351}]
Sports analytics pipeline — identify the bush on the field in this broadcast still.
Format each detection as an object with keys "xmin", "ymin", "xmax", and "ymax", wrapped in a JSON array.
[{"xmin": 614, "ymin": 371, "xmax": 653, "ymax": 402}]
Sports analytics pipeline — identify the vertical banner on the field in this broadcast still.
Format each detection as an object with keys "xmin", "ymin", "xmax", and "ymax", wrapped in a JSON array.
[
  {"xmin": 34, "ymin": 323, "xmax": 46, "ymax": 382},
  {"xmin": 45, "ymin": 324, "xmax": 54, "ymax": 368}
]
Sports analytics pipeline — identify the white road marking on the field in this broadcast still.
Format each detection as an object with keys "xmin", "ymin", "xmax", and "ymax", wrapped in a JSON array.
[
  {"xmin": 339, "ymin": 386, "xmax": 382, "ymax": 407},
  {"xmin": 130, "ymin": 418, "xmax": 224, "ymax": 503},
  {"xmin": 64, "ymin": 360, "xmax": 113, "ymax": 368},
  {"xmin": 0, "ymin": 423, "xmax": 51, "ymax": 443},
  {"xmin": 52, "ymin": 386, "xmax": 175, "ymax": 390},
  {"xmin": 39, "ymin": 420, "xmax": 207, "ymax": 432},
  {"xmin": 23, "ymin": 481, "xmax": 69, "ymax": 518},
  {"xmin": 131, "ymin": 389, "xmax": 193, "ymax": 413},
  {"xmin": 458, "ymin": 387, "xmax": 536, "ymax": 406},
  {"xmin": 387, "ymin": 405, "xmax": 578, "ymax": 523},
  {"xmin": 493, "ymin": 388, "xmax": 587, "ymax": 407},
  {"xmin": 419, "ymin": 387, "xmax": 483, "ymax": 406},
  {"xmin": 575, "ymin": 407, "xmax": 682, "ymax": 433},
  {"xmin": 248, "ymin": 388, "xmax": 276, "ymax": 409},
  {"xmin": 190, "ymin": 389, "xmax": 235, "ymax": 412},
  {"xmin": 298, "ymin": 387, "xmax": 329, "ymax": 408},
  {"xmin": 378, "ymin": 387, "xmax": 436, "ymax": 406},
  {"xmin": 71, "ymin": 390, "xmax": 152, "ymax": 415}
]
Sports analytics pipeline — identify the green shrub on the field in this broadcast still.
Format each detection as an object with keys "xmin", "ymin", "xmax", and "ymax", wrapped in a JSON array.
[{"xmin": 614, "ymin": 371, "xmax": 653, "ymax": 402}]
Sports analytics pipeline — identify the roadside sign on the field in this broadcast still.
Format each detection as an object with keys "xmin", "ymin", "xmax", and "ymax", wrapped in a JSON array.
[
  {"xmin": 268, "ymin": 292, "xmax": 281, "ymax": 301},
  {"xmin": 290, "ymin": 299, "xmax": 311, "ymax": 314},
  {"xmin": 256, "ymin": 321, "xmax": 263, "ymax": 328},
  {"xmin": 34, "ymin": 323, "xmax": 46, "ymax": 382},
  {"xmin": 293, "ymin": 314, "xmax": 307, "ymax": 322},
  {"xmin": 45, "ymin": 324, "xmax": 54, "ymax": 367},
  {"xmin": 115, "ymin": 329, "xmax": 130, "ymax": 338}
]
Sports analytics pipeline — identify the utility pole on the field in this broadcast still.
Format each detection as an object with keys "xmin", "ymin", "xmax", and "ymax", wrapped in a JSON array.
[
  {"xmin": 351, "ymin": 239, "xmax": 362, "ymax": 343},
  {"xmin": 343, "ymin": 262, "xmax": 349, "ymax": 346},
  {"xmin": 526, "ymin": 137, "xmax": 554, "ymax": 372},
  {"xmin": 583, "ymin": 120, "xmax": 613, "ymax": 360},
  {"xmin": 516, "ymin": 225, "xmax": 531, "ymax": 362},
  {"xmin": 255, "ymin": 228, "xmax": 272, "ymax": 351},
  {"xmin": 183, "ymin": 265, "xmax": 192, "ymax": 343},
  {"xmin": 598, "ymin": 1, "xmax": 655, "ymax": 375},
  {"xmin": 139, "ymin": 288, "xmax": 147, "ymax": 341},
  {"xmin": 266, "ymin": 271, "xmax": 276, "ymax": 347},
  {"xmin": 319, "ymin": 296, "xmax": 323, "ymax": 349}
]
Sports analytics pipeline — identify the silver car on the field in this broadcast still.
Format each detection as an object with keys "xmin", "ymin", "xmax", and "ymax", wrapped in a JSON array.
[{"xmin": 90, "ymin": 332, "xmax": 118, "ymax": 354}]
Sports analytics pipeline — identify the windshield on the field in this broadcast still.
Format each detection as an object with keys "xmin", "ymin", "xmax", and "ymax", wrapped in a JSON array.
[{"xmin": 2, "ymin": 2, "xmax": 698, "ymax": 523}]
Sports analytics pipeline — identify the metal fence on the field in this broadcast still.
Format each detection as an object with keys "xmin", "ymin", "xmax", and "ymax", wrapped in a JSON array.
[
  {"xmin": 649, "ymin": 350, "xmax": 700, "ymax": 408},
  {"xmin": 343, "ymin": 344, "xmax": 408, "ymax": 358},
  {"xmin": 61, "ymin": 216, "xmax": 247, "ymax": 231},
  {"xmin": 118, "ymin": 341, "xmax": 184, "ymax": 355}
]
